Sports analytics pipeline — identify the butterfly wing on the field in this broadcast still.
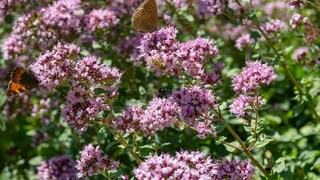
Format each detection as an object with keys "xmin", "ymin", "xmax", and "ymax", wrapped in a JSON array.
[
  {"xmin": 6, "ymin": 67, "xmax": 38, "ymax": 96},
  {"xmin": 132, "ymin": 0, "xmax": 158, "ymax": 33},
  {"xmin": 6, "ymin": 82, "xmax": 27, "ymax": 96}
]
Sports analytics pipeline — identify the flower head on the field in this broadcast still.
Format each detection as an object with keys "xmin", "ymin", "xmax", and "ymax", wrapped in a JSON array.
[
  {"xmin": 262, "ymin": 19, "xmax": 287, "ymax": 35},
  {"xmin": 140, "ymin": 97, "xmax": 176, "ymax": 135},
  {"xmin": 134, "ymin": 150, "xmax": 218, "ymax": 179},
  {"xmin": 197, "ymin": 0, "xmax": 225, "ymax": 17},
  {"xmin": 215, "ymin": 159, "xmax": 255, "ymax": 180},
  {"xmin": 30, "ymin": 43, "xmax": 80, "ymax": 91},
  {"xmin": 177, "ymin": 38, "xmax": 219, "ymax": 79},
  {"xmin": 37, "ymin": 155, "xmax": 77, "ymax": 180},
  {"xmin": 232, "ymin": 61, "xmax": 277, "ymax": 93},
  {"xmin": 229, "ymin": 94, "xmax": 265, "ymax": 118},
  {"xmin": 170, "ymin": 86, "xmax": 215, "ymax": 125},
  {"xmin": 139, "ymin": 27, "xmax": 182, "ymax": 77},
  {"xmin": 84, "ymin": 8, "xmax": 119, "ymax": 32},
  {"xmin": 76, "ymin": 144, "xmax": 119, "ymax": 178},
  {"xmin": 235, "ymin": 34, "xmax": 254, "ymax": 51},
  {"xmin": 113, "ymin": 105, "xmax": 145, "ymax": 134},
  {"xmin": 62, "ymin": 86, "xmax": 109, "ymax": 133}
]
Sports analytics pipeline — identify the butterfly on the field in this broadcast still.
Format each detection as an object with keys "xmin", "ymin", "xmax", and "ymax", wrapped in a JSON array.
[
  {"xmin": 131, "ymin": 0, "xmax": 158, "ymax": 33},
  {"xmin": 6, "ymin": 67, "xmax": 39, "ymax": 96}
]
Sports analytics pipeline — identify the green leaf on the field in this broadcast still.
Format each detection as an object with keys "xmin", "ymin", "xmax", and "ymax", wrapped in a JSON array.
[
  {"xmin": 293, "ymin": 103, "xmax": 304, "ymax": 117},
  {"xmin": 224, "ymin": 141, "xmax": 239, "ymax": 152},
  {"xmin": 138, "ymin": 148, "xmax": 153, "ymax": 158},
  {"xmin": 106, "ymin": 142, "xmax": 119, "ymax": 151},
  {"xmin": 216, "ymin": 121, "xmax": 226, "ymax": 133},
  {"xmin": 92, "ymin": 42, "xmax": 102, "ymax": 49},
  {"xmin": 250, "ymin": 31, "xmax": 261, "ymax": 40},
  {"xmin": 273, "ymin": 157, "xmax": 286, "ymax": 173},
  {"xmin": 138, "ymin": 86, "xmax": 146, "ymax": 95},
  {"xmin": 80, "ymin": 49, "xmax": 90, "ymax": 56},
  {"xmin": 97, "ymin": 127, "xmax": 108, "ymax": 143},
  {"xmin": 219, "ymin": 101, "xmax": 227, "ymax": 110},
  {"xmin": 159, "ymin": 143, "xmax": 171, "ymax": 148},
  {"xmin": 124, "ymin": 145, "xmax": 133, "ymax": 152},
  {"xmin": 255, "ymin": 138, "xmax": 274, "ymax": 148},
  {"xmin": 0, "ymin": 89, "xmax": 7, "ymax": 107},
  {"xmin": 29, "ymin": 156, "xmax": 43, "ymax": 166},
  {"xmin": 94, "ymin": 88, "xmax": 108, "ymax": 95},
  {"xmin": 139, "ymin": 145, "xmax": 154, "ymax": 149},
  {"xmin": 216, "ymin": 136, "xmax": 227, "ymax": 144},
  {"xmin": 99, "ymin": 110, "xmax": 110, "ymax": 118}
]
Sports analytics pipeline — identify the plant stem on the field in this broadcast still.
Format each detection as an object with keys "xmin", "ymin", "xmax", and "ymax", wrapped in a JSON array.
[
  {"xmin": 254, "ymin": 90, "xmax": 259, "ymax": 138},
  {"xmin": 215, "ymin": 102, "xmax": 269, "ymax": 177},
  {"xmin": 223, "ymin": 118, "xmax": 270, "ymax": 177},
  {"xmin": 105, "ymin": 106, "xmax": 142, "ymax": 164},
  {"xmin": 180, "ymin": 121, "xmax": 243, "ymax": 151},
  {"xmin": 116, "ymin": 132, "xmax": 142, "ymax": 164}
]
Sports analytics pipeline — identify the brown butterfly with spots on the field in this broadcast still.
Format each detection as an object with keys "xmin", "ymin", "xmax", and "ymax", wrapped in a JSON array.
[{"xmin": 6, "ymin": 67, "xmax": 39, "ymax": 96}]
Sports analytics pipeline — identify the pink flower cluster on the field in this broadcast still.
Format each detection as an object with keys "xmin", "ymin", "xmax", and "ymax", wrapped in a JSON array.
[
  {"xmin": 2, "ymin": 0, "xmax": 120, "ymax": 62},
  {"xmin": 139, "ymin": 27, "xmax": 219, "ymax": 79},
  {"xmin": 114, "ymin": 86, "xmax": 216, "ymax": 138},
  {"xmin": 84, "ymin": 8, "xmax": 119, "ymax": 32},
  {"xmin": 230, "ymin": 61, "xmax": 276, "ymax": 117},
  {"xmin": 288, "ymin": 0, "xmax": 304, "ymax": 10},
  {"xmin": 30, "ymin": 43, "xmax": 122, "ymax": 133},
  {"xmin": 235, "ymin": 34, "xmax": 255, "ymax": 51},
  {"xmin": 62, "ymin": 86, "xmax": 109, "ymax": 133},
  {"xmin": 134, "ymin": 151, "xmax": 218, "ymax": 179},
  {"xmin": 134, "ymin": 150, "xmax": 255, "ymax": 180},
  {"xmin": 177, "ymin": 38, "xmax": 219, "ymax": 79},
  {"xmin": 262, "ymin": 19, "xmax": 287, "ymax": 35},
  {"xmin": 74, "ymin": 55, "xmax": 122, "ymax": 94},
  {"xmin": 232, "ymin": 61, "xmax": 277, "ymax": 93},
  {"xmin": 170, "ymin": 86, "xmax": 216, "ymax": 138},
  {"xmin": 37, "ymin": 155, "xmax": 77, "ymax": 180},
  {"xmin": 229, "ymin": 94, "xmax": 264, "ymax": 118},
  {"xmin": 113, "ymin": 98, "xmax": 176, "ymax": 136},
  {"xmin": 30, "ymin": 43, "xmax": 80, "ymax": 91},
  {"xmin": 171, "ymin": 86, "xmax": 215, "ymax": 124},
  {"xmin": 76, "ymin": 144, "xmax": 119, "ymax": 178},
  {"xmin": 2, "ymin": 0, "xmax": 82, "ymax": 60},
  {"xmin": 139, "ymin": 27, "xmax": 182, "ymax": 77},
  {"xmin": 112, "ymin": 105, "xmax": 144, "ymax": 134},
  {"xmin": 197, "ymin": 0, "xmax": 225, "ymax": 17},
  {"xmin": 215, "ymin": 159, "xmax": 255, "ymax": 180}
]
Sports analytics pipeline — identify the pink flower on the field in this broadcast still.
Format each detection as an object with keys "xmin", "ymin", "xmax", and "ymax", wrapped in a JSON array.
[
  {"xmin": 292, "ymin": 47, "xmax": 308, "ymax": 64},
  {"xmin": 289, "ymin": 13, "xmax": 305, "ymax": 30},
  {"xmin": 30, "ymin": 43, "xmax": 80, "ymax": 91},
  {"xmin": 229, "ymin": 94, "xmax": 264, "ymax": 118},
  {"xmin": 62, "ymin": 86, "xmax": 109, "ymax": 133},
  {"xmin": 76, "ymin": 144, "xmax": 119, "ymax": 178},
  {"xmin": 262, "ymin": 19, "xmax": 287, "ymax": 35},
  {"xmin": 37, "ymin": 155, "xmax": 77, "ymax": 180},
  {"xmin": 170, "ymin": 86, "xmax": 215, "ymax": 125},
  {"xmin": 197, "ymin": 0, "xmax": 225, "ymax": 17},
  {"xmin": 288, "ymin": 0, "xmax": 304, "ymax": 10},
  {"xmin": 235, "ymin": 34, "xmax": 254, "ymax": 51},
  {"xmin": 232, "ymin": 61, "xmax": 277, "ymax": 93},
  {"xmin": 139, "ymin": 27, "xmax": 183, "ymax": 77},
  {"xmin": 134, "ymin": 151, "xmax": 218, "ymax": 179},
  {"xmin": 84, "ymin": 8, "xmax": 119, "ymax": 32},
  {"xmin": 113, "ymin": 105, "xmax": 145, "ymax": 134},
  {"xmin": 140, "ymin": 97, "xmax": 176, "ymax": 135},
  {"xmin": 177, "ymin": 38, "xmax": 219, "ymax": 79}
]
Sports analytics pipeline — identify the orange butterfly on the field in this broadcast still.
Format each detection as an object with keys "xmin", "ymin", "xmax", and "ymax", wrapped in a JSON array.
[{"xmin": 6, "ymin": 67, "xmax": 38, "ymax": 96}]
